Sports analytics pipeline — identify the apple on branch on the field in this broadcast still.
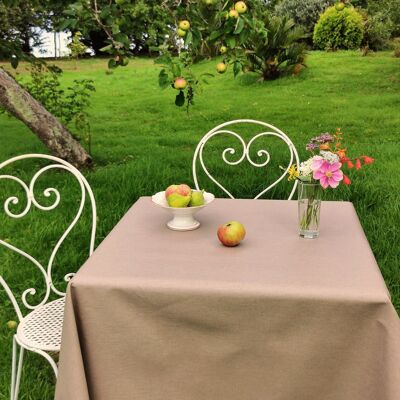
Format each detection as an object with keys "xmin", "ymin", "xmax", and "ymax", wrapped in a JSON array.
[
  {"xmin": 229, "ymin": 9, "xmax": 239, "ymax": 19},
  {"xmin": 235, "ymin": 1, "xmax": 247, "ymax": 14},
  {"xmin": 179, "ymin": 20, "xmax": 191, "ymax": 31},
  {"xmin": 177, "ymin": 28, "xmax": 187, "ymax": 37},
  {"xmin": 174, "ymin": 77, "xmax": 188, "ymax": 90},
  {"xmin": 217, "ymin": 62, "xmax": 227, "ymax": 74}
]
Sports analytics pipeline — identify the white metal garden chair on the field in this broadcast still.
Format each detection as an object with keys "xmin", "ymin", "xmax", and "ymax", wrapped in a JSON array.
[
  {"xmin": 0, "ymin": 154, "xmax": 96, "ymax": 400},
  {"xmin": 193, "ymin": 119, "xmax": 300, "ymax": 199}
]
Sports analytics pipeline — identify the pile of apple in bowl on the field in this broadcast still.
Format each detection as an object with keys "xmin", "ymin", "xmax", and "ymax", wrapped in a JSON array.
[{"xmin": 152, "ymin": 184, "xmax": 215, "ymax": 231}]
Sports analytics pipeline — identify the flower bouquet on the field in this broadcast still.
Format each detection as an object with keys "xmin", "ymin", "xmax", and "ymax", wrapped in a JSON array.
[{"xmin": 288, "ymin": 129, "xmax": 374, "ymax": 238}]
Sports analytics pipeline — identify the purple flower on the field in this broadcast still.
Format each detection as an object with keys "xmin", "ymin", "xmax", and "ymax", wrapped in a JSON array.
[
  {"xmin": 306, "ymin": 142, "xmax": 318, "ymax": 151},
  {"xmin": 311, "ymin": 133, "xmax": 334, "ymax": 144}
]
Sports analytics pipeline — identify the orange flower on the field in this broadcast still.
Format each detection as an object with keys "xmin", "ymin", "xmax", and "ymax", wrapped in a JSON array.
[
  {"xmin": 343, "ymin": 174, "xmax": 351, "ymax": 185},
  {"xmin": 362, "ymin": 155, "xmax": 374, "ymax": 165},
  {"xmin": 319, "ymin": 144, "xmax": 330, "ymax": 150},
  {"xmin": 336, "ymin": 148, "xmax": 347, "ymax": 159},
  {"xmin": 355, "ymin": 158, "xmax": 362, "ymax": 170},
  {"xmin": 347, "ymin": 160, "xmax": 354, "ymax": 169}
]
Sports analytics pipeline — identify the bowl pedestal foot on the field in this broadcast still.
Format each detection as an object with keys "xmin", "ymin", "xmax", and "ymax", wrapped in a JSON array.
[{"xmin": 167, "ymin": 214, "xmax": 200, "ymax": 231}]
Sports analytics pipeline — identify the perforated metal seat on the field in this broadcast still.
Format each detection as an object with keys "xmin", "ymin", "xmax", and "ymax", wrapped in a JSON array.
[{"xmin": 16, "ymin": 298, "xmax": 65, "ymax": 352}]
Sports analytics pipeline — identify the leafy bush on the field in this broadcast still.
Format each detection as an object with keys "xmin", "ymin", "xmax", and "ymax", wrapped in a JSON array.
[
  {"xmin": 360, "ymin": 11, "xmax": 393, "ymax": 50},
  {"xmin": 275, "ymin": 0, "xmax": 334, "ymax": 36},
  {"xmin": 23, "ymin": 62, "xmax": 95, "ymax": 154},
  {"xmin": 366, "ymin": 0, "xmax": 400, "ymax": 37},
  {"xmin": 244, "ymin": 15, "xmax": 308, "ymax": 80},
  {"xmin": 313, "ymin": 5, "xmax": 364, "ymax": 50}
]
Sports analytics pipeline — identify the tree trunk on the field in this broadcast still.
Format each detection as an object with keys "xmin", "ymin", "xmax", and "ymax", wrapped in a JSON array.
[{"xmin": 0, "ymin": 68, "xmax": 91, "ymax": 168}]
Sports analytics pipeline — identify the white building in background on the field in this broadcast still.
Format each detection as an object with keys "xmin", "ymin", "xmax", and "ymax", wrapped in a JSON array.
[{"xmin": 31, "ymin": 30, "xmax": 71, "ymax": 58}]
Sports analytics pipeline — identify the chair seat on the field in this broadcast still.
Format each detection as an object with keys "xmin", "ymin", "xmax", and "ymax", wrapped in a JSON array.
[{"xmin": 17, "ymin": 297, "xmax": 65, "ymax": 352}]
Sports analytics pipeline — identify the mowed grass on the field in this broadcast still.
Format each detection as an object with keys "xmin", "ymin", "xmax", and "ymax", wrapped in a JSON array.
[{"xmin": 0, "ymin": 51, "xmax": 399, "ymax": 399}]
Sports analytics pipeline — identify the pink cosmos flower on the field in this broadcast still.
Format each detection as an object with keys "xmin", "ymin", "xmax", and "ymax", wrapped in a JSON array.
[{"xmin": 312, "ymin": 159, "xmax": 343, "ymax": 189}]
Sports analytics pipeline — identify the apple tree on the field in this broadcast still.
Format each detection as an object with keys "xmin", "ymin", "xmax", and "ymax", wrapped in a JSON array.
[{"xmin": 62, "ymin": 0, "xmax": 307, "ymax": 109}]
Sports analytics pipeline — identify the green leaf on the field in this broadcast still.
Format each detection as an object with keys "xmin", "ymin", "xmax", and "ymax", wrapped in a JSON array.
[
  {"xmin": 112, "ymin": 25, "xmax": 120, "ymax": 35},
  {"xmin": 172, "ymin": 63, "xmax": 182, "ymax": 77},
  {"xmin": 234, "ymin": 18, "xmax": 245, "ymax": 35},
  {"xmin": 99, "ymin": 44, "xmax": 113, "ymax": 53},
  {"xmin": 185, "ymin": 31, "xmax": 193, "ymax": 46},
  {"xmin": 68, "ymin": 19, "xmax": 78, "ymax": 29},
  {"xmin": 57, "ymin": 19, "xmax": 71, "ymax": 31},
  {"xmin": 155, "ymin": 53, "xmax": 173, "ymax": 66},
  {"xmin": 108, "ymin": 59, "xmax": 118, "ymax": 69},
  {"xmin": 227, "ymin": 36, "xmax": 236, "ymax": 49},
  {"xmin": 233, "ymin": 61, "xmax": 241, "ymax": 77},
  {"xmin": 191, "ymin": 28, "xmax": 201, "ymax": 48},
  {"xmin": 114, "ymin": 33, "xmax": 130, "ymax": 46},
  {"xmin": 209, "ymin": 30, "xmax": 223, "ymax": 41},
  {"xmin": 100, "ymin": 6, "xmax": 111, "ymax": 19},
  {"xmin": 10, "ymin": 55, "xmax": 18, "ymax": 69},
  {"xmin": 175, "ymin": 91, "xmax": 185, "ymax": 107},
  {"xmin": 239, "ymin": 28, "xmax": 250, "ymax": 44},
  {"xmin": 158, "ymin": 69, "xmax": 170, "ymax": 89}
]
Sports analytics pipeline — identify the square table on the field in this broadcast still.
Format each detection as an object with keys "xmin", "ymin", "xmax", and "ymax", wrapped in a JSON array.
[{"xmin": 55, "ymin": 198, "xmax": 400, "ymax": 400}]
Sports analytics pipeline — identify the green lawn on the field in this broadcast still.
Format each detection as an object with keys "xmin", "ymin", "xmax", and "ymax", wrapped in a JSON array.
[{"xmin": 0, "ymin": 51, "xmax": 399, "ymax": 399}]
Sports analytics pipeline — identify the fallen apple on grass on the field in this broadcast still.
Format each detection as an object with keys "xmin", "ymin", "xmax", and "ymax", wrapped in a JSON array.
[
  {"xmin": 217, "ymin": 221, "xmax": 246, "ymax": 247},
  {"xmin": 6, "ymin": 320, "xmax": 17, "ymax": 330}
]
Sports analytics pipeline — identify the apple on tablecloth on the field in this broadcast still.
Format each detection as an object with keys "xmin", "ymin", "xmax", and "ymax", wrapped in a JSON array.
[{"xmin": 217, "ymin": 221, "xmax": 246, "ymax": 247}]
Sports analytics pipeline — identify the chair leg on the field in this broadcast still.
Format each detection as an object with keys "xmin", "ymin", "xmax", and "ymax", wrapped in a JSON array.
[
  {"xmin": 13, "ymin": 346, "xmax": 25, "ymax": 400},
  {"xmin": 10, "ymin": 339, "xmax": 58, "ymax": 399},
  {"xmin": 10, "ymin": 336, "xmax": 17, "ymax": 400}
]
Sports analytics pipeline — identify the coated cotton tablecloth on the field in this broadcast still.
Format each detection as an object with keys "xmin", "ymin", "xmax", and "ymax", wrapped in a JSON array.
[{"xmin": 55, "ymin": 198, "xmax": 400, "ymax": 400}]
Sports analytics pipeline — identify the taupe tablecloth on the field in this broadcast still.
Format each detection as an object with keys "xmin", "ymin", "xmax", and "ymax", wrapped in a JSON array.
[{"xmin": 55, "ymin": 198, "xmax": 400, "ymax": 400}]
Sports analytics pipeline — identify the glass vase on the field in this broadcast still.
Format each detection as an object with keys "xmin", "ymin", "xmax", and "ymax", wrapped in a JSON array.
[{"xmin": 298, "ymin": 182, "xmax": 322, "ymax": 239}]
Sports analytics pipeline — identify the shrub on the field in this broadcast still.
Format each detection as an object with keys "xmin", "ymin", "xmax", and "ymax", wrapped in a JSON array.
[
  {"xmin": 275, "ymin": 0, "xmax": 335, "ymax": 36},
  {"xmin": 313, "ymin": 5, "xmax": 364, "ymax": 50},
  {"xmin": 244, "ymin": 15, "xmax": 308, "ymax": 80},
  {"xmin": 366, "ymin": 0, "xmax": 400, "ymax": 37},
  {"xmin": 23, "ymin": 62, "xmax": 96, "ymax": 154},
  {"xmin": 361, "ymin": 11, "xmax": 393, "ymax": 51}
]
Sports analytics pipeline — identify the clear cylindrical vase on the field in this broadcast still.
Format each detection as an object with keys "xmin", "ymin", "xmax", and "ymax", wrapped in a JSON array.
[{"xmin": 298, "ymin": 182, "xmax": 322, "ymax": 239}]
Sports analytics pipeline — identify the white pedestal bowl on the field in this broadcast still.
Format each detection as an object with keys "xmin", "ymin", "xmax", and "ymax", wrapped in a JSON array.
[{"xmin": 152, "ymin": 191, "xmax": 215, "ymax": 231}]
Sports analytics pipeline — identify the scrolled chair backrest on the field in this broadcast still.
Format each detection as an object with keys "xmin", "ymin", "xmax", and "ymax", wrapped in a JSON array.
[
  {"xmin": 192, "ymin": 119, "xmax": 300, "ymax": 200},
  {"xmin": 0, "ymin": 154, "xmax": 96, "ymax": 321}
]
